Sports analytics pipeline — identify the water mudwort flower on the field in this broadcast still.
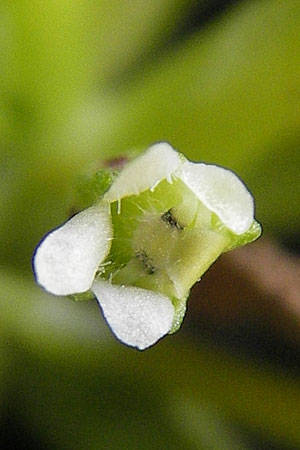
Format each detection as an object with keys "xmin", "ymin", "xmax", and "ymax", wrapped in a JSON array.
[{"xmin": 33, "ymin": 143, "xmax": 261, "ymax": 350}]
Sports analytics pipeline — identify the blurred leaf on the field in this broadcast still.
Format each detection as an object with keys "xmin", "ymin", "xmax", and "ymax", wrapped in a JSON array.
[
  {"xmin": 1, "ymin": 270, "xmax": 300, "ymax": 447},
  {"xmin": 169, "ymin": 397, "xmax": 248, "ymax": 450},
  {"xmin": 1, "ymin": 0, "xmax": 197, "ymax": 146},
  {"xmin": 91, "ymin": 0, "xmax": 198, "ymax": 85},
  {"xmin": 245, "ymin": 132, "xmax": 300, "ymax": 233}
]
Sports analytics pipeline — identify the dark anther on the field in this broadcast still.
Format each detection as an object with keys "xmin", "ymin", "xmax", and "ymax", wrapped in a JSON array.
[
  {"xmin": 135, "ymin": 250, "xmax": 156, "ymax": 275},
  {"xmin": 161, "ymin": 209, "xmax": 183, "ymax": 230}
]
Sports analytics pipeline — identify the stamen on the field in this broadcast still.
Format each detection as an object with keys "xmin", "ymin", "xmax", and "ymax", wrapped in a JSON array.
[
  {"xmin": 135, "ymin": 250, "xmax": 156, "ymax": 275},
  {"xmin": 161, "ymin": 209, "xmax": 183, "ymax": 230},
  {"xmin": 117, "ymin": 198, "xmax": 121, "ymax": 214}
]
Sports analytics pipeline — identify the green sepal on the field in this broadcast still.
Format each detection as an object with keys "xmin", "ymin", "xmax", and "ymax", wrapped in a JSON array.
[
  {"xmin": 211, "ymin": 214, "xmax": 262, "ymax": 252},
  {"xmin": 76, "ymin": 168, "xmax": 119, "ymax": 210},
  {"xmin": 225, "ymin": 220, "xmax": 262, "ymax": 251},
  {"xmin": 68, "ymin": 290, "xmax": 94, "ymax": 302},
  {"xmin": 169, "ymin": 294, "xmax": 189, "ymax": 334}
]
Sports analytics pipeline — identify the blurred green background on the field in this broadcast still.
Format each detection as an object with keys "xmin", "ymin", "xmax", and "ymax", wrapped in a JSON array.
[{"xmin": 1, "ymin": 1, "xmax": 300, "ymax": 448}]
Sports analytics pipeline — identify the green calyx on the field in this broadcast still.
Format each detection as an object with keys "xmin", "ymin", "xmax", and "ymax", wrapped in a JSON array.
[
  {"xmin": 69, "ymin": 161, "xmax": 261, "ymax": 333},
  {"xmin": 97, "ymin": 177, "xmax": 261, "ymax": 332},
  {"xmin": 76, "ymin": 168, "xmax": 119, "ymax": 210}
]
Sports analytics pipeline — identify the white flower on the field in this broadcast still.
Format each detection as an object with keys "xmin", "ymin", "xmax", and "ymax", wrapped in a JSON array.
[{"xmin": 33, "ymin": 142, "xmax": 260, "ymax": 350}]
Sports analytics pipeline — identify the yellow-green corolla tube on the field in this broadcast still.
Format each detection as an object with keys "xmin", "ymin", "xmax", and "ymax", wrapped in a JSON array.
[{"xmin": 33, "ymin": 143, "xmax": 261, "ymax": 350}]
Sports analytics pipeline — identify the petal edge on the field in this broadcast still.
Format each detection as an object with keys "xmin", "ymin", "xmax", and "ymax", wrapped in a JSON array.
[
  {"xmin": 34, "ymin": 203, "xmax": 112, "ymax": 296},
  {"xmin": 177, "ymin": 162, "xmax": 254, "ymax": 235},
  {"xmin": 93, "ymin": 280, "xmax": 174, "ymax": 350},
  {"xmin": 104, "ymin": 142, "xmax": 183, "ymax": 202}
]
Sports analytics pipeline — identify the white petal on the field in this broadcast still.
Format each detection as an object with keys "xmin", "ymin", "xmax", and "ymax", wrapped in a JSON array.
[
  {"xmin": 34, "ymin": 203, "xmax": 112, "ymax": 296},
  {"xmin": 177, "ymin": 162, "xmax": 254, "ymax": 235},
  {"xmin": 104, "ymin": 142, "xmax": 183, "ymax": 202},
  {"xmin": 92, "ymin": 280, "xmax": 174, "ymax": 350}
]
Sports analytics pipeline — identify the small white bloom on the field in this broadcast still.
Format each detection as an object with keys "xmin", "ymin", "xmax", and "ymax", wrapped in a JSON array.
[{"xmin": 33, "ymin": 142, "xmax": 260, "ymax": 349}]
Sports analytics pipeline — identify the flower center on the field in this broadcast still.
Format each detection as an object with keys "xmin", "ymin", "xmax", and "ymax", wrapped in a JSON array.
[{"xmin": 102, "ymin": 178, "xmax": 230, "ymax": 300}]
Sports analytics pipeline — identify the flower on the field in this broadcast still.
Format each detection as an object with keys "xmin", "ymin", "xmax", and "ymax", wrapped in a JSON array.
[{"xmin": 33, "ymin": 142, "xmax": 261, "ymax": 350}]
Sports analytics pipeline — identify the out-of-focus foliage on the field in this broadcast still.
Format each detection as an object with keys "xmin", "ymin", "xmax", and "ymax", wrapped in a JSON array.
[
  {"xmin": 1, "ymin": 0, "xmax": 300, "ymax": 449},
  {"xmin": 2, "ymin": 270, "xmax": 300, "ymax": 449}
]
